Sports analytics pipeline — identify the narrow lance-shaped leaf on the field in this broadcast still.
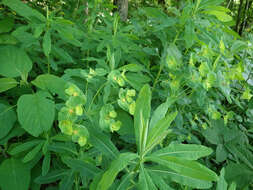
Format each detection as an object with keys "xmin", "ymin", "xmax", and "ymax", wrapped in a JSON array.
[
  {"xmin": 22, "ymin": 142, "xmax": 44, "ymax": 163},
  {"xmin": 148, "ymin": 165, "xmax": 214, "ymax": 189},
  {"xmin": 2, "ymin": 0, "xmax": 46, "ymax": 22},
  {"xmin": 150, "ymin": 144, "xmax": 213, "ymax": 160},
  {"xmin": 138, "ymin": 166, "xmax": 157, "ymax": 190},
  {"xmin": 144, "ymin": 111, "xmax": 177, "ymax": 155},
  {"xmin": 146, "ymin": 155, "xmax": 218, "ymax": 188},
  {"xmin": 43, "ymin": 31, "xmax": 51, "ymax": 57},
  {"xmin": 97, "ymin": 153, "xmax": 138, "ymax": 190},
  {"xmin": 0, "ymin": 102, "xmax": 17, "ymax": 139},
  {"xmin": 134, "ymin": 84, "xmax": 151, "ymax": 154}
]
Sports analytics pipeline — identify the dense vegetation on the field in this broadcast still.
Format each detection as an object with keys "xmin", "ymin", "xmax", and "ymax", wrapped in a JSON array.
[{"xmin": 0, "ymin": 0, "xmax": 253, "ymax": 189}]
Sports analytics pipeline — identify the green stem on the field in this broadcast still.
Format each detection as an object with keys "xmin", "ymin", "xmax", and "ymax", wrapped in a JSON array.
[{"xmin": 87, "ymin": 82, "xmax": 107, "ymax": 112}]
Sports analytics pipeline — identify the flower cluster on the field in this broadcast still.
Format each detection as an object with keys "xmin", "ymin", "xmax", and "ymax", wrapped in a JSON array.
[
  {"xmin": 99, "ymin": 104, "xmax": 122, "ymax": 132},
  {"xmin": 58, "ymin": 83, "xmax": 89, "ymax": 146},
  {"xmin": 118, "ymin": 88, "xmax": 136, "ymax": 115}
]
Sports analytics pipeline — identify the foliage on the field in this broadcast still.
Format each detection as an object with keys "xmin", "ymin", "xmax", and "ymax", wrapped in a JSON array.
[{"xmin": 0, "ymin": 0, "xmax": 253, "ymax": 189}]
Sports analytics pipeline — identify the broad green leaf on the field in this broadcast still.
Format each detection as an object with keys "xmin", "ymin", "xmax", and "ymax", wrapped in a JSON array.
[
  {"xmin": 146, "ymin": 156, "xmax": 217, "ymax": 183},
  {"xmin": 144, "ymin": 111, "xmax": 177, "ymax": 155},
  {"xmin": 23, "ymin": 142, "xmax": 44, "ymax": 163},
  {"xmin": 9, "ymin": 139, "xmax": 44, "ymax": 155},
  {"xmin": 134, "ymin": 84, "xmax": 151, "ymax": 154},
  {"xmin": 35, "ymin": 170, "xmax": 68, "ymax": 184},
  {"xmin": 0, "ymin": 102, "xmax": 16, "ymax": 139},
  {"xmin": 0, "ymin": 45, "xmax": 32, "ymax": 78},
  {"xmin": 138, "ymin": 166, "xmax": 157, "ymax": 190},
  {"xmin": 42, "ymin": 153, "xmax": 51, "ymax": 176},
  {"xmin": 150, "ymin": 144, "xmax": 212, "ymax": 160},
  {"xmin": 0, "ymin": 158, "xmax": 30, "ymax": 190},
  {"xmin": 32, "ymin": 74, "xmax": 67, "ymax": 100},
  {"xmin": 43, "ymin": 31, "xmax": 51, "ymax": 57},
  {"xmin": 216, "ymin": 168, "xmax": 227, "ymax": 190},
  {"xmin": 0, "ymin": 78, "xmax": 18, "ymax": 93},
  {"xmin": 148, "ymin": 165, "xmax": 214, "ymax": 189},
  {"xmin": 17, "ymin": 93, "xmax": 55, "ymax": 137},
  {"xmin": 97, "ymin": 153, "xmax": 138, "ymax": 190},
  {"xmin": 2, "ymin": 0, "xmax": 46, "ymax": 22},
  {"xmin": 0, "ymin": 17, "xmax": 14, "ymax": 33}
]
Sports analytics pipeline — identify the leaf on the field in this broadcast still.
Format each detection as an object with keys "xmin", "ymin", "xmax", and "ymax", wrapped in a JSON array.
[
  {"xmin": 9, "ymin": 139, "xmax": 44, "ymax": 155},
  {"xmin": 0, "ymin": 45, "xmax": 32, "ymax": 78},
  {"xmin": 225, "ymin": 163, "xmax": 253, "ymax": 189},
  {"xmin": 43, "ymin": 31, "xmax": 51, "ymax": 57},
  {"xmin": 146, "ymin": 156, "xmax": 217, "ymax": 186},
  {"xmin": 97, "ymin": 153, "xmax": 138, "ymax": 190},
  {"xmin": 124, "ymin": 73, "xmax": 151, "ymax": 90},
  {"xmin": 0, "ymin": 17, "xmax": 14, "ymax": 33},
  {"xmin": 216, "ymin": 168, "xmax": 227, "ymax": 190},
  {"xmin": 148, "ymin": 171, "xmax": 174, "ymax": 190},
  {"xmin": 2, "ymin": 0, "xmax": 46, "ymax": 22},
  {"xmin": 144, "ymin": 111, "xmax": 177, "ymax": 155},
  {"xmin": 17, "ymin": 93, "xmax": 55, "ymax": 137},
  {"xmin": 0, "ymin": 102, "xmax": 16, "ymax": 139},
  {"xmin": 231, "ymin": 40, "xmax": 248, "ymax": 53},
  {"xmin": 216, "ymin": 144, "xmax": 228, "ymax": 162},
  {"xmin": 86, "ymin": 124, "xmax": 119, "ymax": 159},
  {"xmin": 138, "ymin": 166, "xmax": 157, "ymax": 190},
  {"xmin": 59, "ymin": 171, "xmax": 75, "ymax": 190},
  {"xmin": 148, "ymin": 165, "xmax": 214, "ymax": 189},
  {"xmin": 225, "ymin": 144, "xmax": 253, "ymax": 170},
  {"xmin": 23, "ymin": 142, "xmax": 44, "ymax": 163},
  {"xmin": 118, "ymin": 64, "xmax": 145, "ymax": 72},
  {"xmin": 32, "ymin": 74, "xmax": 67, "ymax": 99},
  {"xmin": 63, "ymin": 158, "xmax": 101, "ymax": 177},
  {"xmin": 134, "ymin": 84, "xmax": 151, "ymax": 154},
  {"xmin": 42, "ymin": 153, "xmax": 51, "ymax": 176},
  {"xmin": 184, "ymin": 19, "xmax": 195, "ymax": 48},
  {"xmin": 0, "ymin": 78, "xmax": 18, "ymax": 93},
  {"xmin": 35, "ymin": 170, "xmax": 68, "ymax": 184},
  {"xmin": 150, "ymin": 143, "xmax": 212, "ymax": 160},
  {"xmin": 0, "ymin": 158, "xmax": 30, "ymax": 190},
  {"xmin": 116, "ymin": 172, "xmax": 135, "ymax": 190},
  {"xmin": 150, "ymin": 97, "xmax": 177, "ymax": 129},
  {"xmin": 204, "ymin": 10, "xmax": 232, "ymax": 22}
]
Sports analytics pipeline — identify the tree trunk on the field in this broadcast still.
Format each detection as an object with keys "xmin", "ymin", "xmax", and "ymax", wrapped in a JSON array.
[
  {"xmin": 239, "ymin": 0, "xmax": 252, "ymax": 35},
  {"xmin": 236, "ymin": 0, "xmax": 244, "ymax": 33},
  {"xmin": 113, "ymin": 0, "xmax": 128, "ymax": 21}
]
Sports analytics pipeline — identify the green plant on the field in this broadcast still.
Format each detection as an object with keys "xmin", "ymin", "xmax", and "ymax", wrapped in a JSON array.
[{"xmin": 0, "ymin": 0, "xmax": 253, "ymax": 189}]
